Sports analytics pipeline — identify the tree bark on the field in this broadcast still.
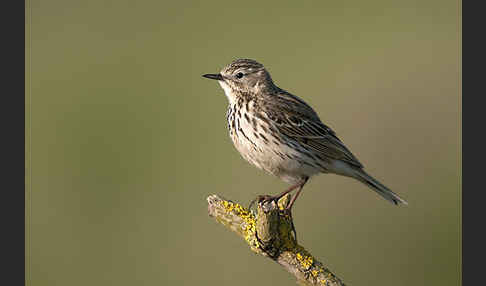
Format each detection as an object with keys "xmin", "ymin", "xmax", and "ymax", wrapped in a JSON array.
[{"xmin": 207, "ymin": 194, "xmax": 346, "ymax": 286}]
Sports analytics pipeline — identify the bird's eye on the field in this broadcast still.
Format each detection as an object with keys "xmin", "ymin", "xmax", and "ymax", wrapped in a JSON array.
[{"xmin": 235, "ymin": 72, "xmax": 244, "ymax": 79}]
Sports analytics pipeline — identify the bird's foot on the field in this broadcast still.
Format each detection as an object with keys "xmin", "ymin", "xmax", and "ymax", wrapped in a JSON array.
[
  {"xmin": 257, "ymin": 194, "xmax": 278, "ymax": 204},
  {"xmin": 248, "ymin": 194, "xmax": 277, "ymax": 211}
]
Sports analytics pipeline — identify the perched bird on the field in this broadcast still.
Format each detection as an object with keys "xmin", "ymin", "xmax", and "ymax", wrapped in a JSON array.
[{"xmin": 203, "ymin": 59, "xmax": 407, "ymax": 210}]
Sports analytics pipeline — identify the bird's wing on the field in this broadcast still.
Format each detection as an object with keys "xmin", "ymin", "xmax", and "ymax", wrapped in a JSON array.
[{"xmin": 262, "ymin": 90, "xmax": 363, "ymax": 168}]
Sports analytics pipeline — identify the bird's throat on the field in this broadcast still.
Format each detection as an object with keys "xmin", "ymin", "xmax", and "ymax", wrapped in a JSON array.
[{"xmin": 218, "ymin": 81, "xmax": 238, "ymax": 105}]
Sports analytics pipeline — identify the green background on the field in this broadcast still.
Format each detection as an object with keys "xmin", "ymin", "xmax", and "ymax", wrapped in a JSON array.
[{"xmin": 26, "ymin": 1, "xmax": 461, "ymax": 285}]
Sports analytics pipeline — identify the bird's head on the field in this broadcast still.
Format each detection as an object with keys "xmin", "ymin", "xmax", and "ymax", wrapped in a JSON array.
[{"xmin": 203, "ymin": 59, "xmax": 275, "ymax": 104}]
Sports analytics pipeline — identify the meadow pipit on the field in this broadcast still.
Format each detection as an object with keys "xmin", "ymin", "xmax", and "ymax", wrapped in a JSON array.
[{"xmin": 203, "ymin": 59, "xmax": 407, "ymax": 210}]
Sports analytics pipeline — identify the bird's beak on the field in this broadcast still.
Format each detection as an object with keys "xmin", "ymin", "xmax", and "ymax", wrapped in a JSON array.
[{"xmin": 202, "ymin": 73, "xmax": 224, "ymax": 81}]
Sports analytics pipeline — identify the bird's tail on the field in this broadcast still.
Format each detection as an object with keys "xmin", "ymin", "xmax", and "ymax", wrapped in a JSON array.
[{"xmin": 352, "ymin": 169, "xmax": 408, "ymax": 205}]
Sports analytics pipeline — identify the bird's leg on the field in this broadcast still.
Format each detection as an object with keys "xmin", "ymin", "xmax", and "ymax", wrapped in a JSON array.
[
  {"xmin": 266, "ymin": 181, "xmax": 303, "ymax": 203},
  {"xmin": 256, "ymin": 178, "xmax": 309, "ymax": 207},
  {"xmin": 249, "ymin": 181, "xmax": 303, "ymax": 210},
  {"xmin": 249, "ymin": 178, "xmax": 309, "ymax": 216},
  {"xmin": 274, "ymin": 180, "xmax": 306, "ymax": 201},
  {"xmin": 286, "ymin": 177, "xmax": 309, "ymax": 211}
]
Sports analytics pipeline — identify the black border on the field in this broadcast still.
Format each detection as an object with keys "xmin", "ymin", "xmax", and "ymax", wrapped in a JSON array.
[
  {"xmin": 463, "ymin": 0, "xmax": 480, "ymax": 285},
  {"xmin": 2, "ymin": 1, "xmax": 25, "ymax": 285}
]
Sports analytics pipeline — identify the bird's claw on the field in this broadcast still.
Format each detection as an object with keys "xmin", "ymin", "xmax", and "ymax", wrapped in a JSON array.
[{"xmin": 248, "ymin": 195, "xmax": 279, "ymax": 212}]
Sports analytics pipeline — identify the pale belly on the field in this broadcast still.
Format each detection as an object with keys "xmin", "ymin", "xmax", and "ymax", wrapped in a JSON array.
[{"xmin": 226, "ymin": 104, "xmax": 322, "ymax": 184}]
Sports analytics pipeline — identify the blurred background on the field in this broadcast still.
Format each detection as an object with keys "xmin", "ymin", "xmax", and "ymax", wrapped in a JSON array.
[{"xmin": 25, "ymin": 1, "xmax": 461, "ymax": 285}]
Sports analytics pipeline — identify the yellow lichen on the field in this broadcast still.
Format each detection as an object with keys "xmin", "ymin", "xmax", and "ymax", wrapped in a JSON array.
[
  {"xmin": 295, "ymin": 248, "xmax": 314, "ymax": 270},
  {"xmin": 220, "ymin": 200, "xmax": 259, "ymax": 251},
  {"xmin": 277, "ymin": 194, "xmax": 291, "ymax": 210}
]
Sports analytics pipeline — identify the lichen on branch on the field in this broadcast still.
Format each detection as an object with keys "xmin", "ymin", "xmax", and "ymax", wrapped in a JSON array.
[{"xmin": 207, "ymin": 194, "xmax": 346, "ymax": 286}]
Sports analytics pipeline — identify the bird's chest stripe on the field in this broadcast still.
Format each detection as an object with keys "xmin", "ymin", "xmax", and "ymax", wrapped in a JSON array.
[
  {"xmin": 226, "ymin": 105, "xmax": 236, "ymax": 135},
  {"xmin": 236, "ymin": 118, "xmax": 258, "ymax": 148},
  {"xmin": 227, "ymin": 105, "xmax": 260, "ymax": 150}
]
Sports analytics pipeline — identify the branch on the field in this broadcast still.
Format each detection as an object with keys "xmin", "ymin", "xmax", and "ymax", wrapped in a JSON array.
[{"xmin": 207, "ymin": 194, "xmax": 346, "ymax": 286}]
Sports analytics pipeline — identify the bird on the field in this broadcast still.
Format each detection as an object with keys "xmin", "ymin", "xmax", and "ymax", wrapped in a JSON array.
[{"xmin": 202, "ymin": 58, "xmax": 407, "ymax": 210}]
